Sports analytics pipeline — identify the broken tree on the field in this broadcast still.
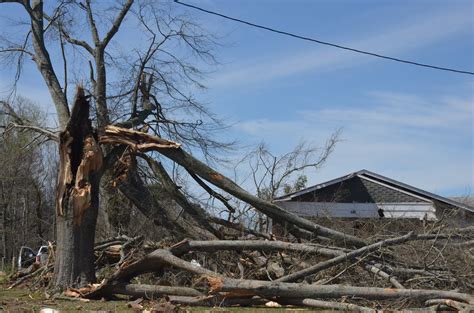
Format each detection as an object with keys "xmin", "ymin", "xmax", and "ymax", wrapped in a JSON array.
[{"xmin": 54, "ymin": 88, "xmax": 103, "ymax": 288}]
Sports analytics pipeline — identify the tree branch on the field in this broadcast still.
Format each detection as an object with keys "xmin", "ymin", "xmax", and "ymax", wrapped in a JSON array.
[{"xmin": 102, "ymin": 0, "xmax": 134, "ymax": 48}]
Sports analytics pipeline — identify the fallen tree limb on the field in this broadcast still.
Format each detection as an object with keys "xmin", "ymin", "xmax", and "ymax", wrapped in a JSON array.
[
  {"xmin": 279, "ymin": 298, "xmax": 376, "ymax": 313},
  {"xmin": 141, "ymin": 155, "xmax": 222, "ymax": 239},
  {"xmin": 186, "ymin": 168, "xmax": 236, "ymax": 214},
  {"xmin": 108, "ymin": 283, "xmax": 204, "ymax": 299},
  {"xmin": 111, "ymin": 248, "xmax": 219, "ymax": 282},
  {"xmin": 276, "ymin": 232, "xmax": 414, "ymax": 282},
  {"xmin": 209, "ymin": 217, "xmax": 272, "ymax": 240},
  {"xmin": 208, "ymin": 277, "xmax": 474, "ymax": 304},
  {"xmin": 169, "ymin": 239, "xmax": 343, "ymax": 258},
  {"xmin": 365, "ymin": 264, "xmax": 405, "ymax": 289},
  {"xmin": 8, "ymin": 265, "xmax": 49, "ymax": 289},
  {"xmin": 167, "ymin": 295, "xmax": 266, "ymax": 307},
  {"xmin": 100, "ymin": 126, "xmax": 366, "ymax": 247},
  {"xmin": 424, "ymin": 299, "xmax": 473, "ymax": 311}
]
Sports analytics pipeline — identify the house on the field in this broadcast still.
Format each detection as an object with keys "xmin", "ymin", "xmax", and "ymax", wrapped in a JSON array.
[{"xmin": 274, "ymin": 170, "xmax": 473, "ymax": 226}]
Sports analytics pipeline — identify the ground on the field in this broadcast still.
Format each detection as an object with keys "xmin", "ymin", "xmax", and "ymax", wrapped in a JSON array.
[{"xmin": 0, "ymin": 288, "xmax": 316, "ymax": 312}]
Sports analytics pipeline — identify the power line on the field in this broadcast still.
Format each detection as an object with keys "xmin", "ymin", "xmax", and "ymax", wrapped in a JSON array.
[{"xmin": 174, "ymin": 0, "xmax": 474, "ymax": 76}]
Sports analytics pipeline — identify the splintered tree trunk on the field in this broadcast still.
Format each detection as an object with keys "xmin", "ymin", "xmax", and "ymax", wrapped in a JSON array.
[{"xmin": 54, "ymin": 87, "xmax": 103, "ymax": 288}]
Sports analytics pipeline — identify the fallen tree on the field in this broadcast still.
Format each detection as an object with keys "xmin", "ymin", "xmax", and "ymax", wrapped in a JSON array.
[
  {"xmin": 208, "ymin": 277, "xmax": 474, "ymax": 304},
  {"xmin": 100, "ymin": 125, "xmax": 366, "ymax": 247}
]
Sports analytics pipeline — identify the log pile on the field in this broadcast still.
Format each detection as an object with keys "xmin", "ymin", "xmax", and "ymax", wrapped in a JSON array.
[{"xmin": 9, "ymin": 126, "xmax": 474, "ymax": 311}]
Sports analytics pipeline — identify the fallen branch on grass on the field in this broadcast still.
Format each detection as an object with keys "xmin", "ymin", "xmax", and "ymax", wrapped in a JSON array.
[{"xmin": 208, "ymin": 277, "xmax": 474, "ymax": 304}]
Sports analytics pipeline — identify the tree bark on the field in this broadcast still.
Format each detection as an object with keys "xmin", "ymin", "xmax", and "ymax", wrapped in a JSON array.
[
  {"xmin": 54, "ymin": 87, "xmax": 103, "ymax": 288},
  {"xmin": 26, "ymin": 0, "xmax": 70, "ymax": 129},
  {"xmin": 279, "ymin": 298, "xmax": 376, "ymax": 312},
  {"xmin": 108, "ymin": 283, "xmax": 203, "ymax": 299},
  {"xmin": 208, "ymin": 277, "xmax": 474, "ymax": 304},
  {"xmin": 169, "ymin": 239, "xmax": 343, "ymax": 258}
]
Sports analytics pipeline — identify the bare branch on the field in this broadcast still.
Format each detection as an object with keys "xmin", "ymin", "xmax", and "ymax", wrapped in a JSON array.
[{"xmin": 102, "ymin": 0, "xmax": 134, "ymax": 48}]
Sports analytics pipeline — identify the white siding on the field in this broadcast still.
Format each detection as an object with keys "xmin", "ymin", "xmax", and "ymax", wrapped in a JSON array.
[{"xmin": 276, "ymin": 201, "xmax": 437, "ymax": 220}]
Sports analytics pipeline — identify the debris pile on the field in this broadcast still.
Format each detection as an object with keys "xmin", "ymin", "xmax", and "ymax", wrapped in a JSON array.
[{"xmin": 6, "ymin": 109, "xmax": 474, "ymax": 311}]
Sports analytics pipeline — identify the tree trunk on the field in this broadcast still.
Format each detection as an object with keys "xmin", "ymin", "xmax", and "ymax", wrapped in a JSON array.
[{"xmin": 54, "ymin": 87, "xmax": 103, "ymax": 289}]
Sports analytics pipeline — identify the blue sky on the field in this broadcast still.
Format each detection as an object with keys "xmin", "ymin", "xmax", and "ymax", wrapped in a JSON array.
[
  {"xmin": 186, "ymin": 0, "xmax": 474, "ymax": 196},
  {"xmin": 1, "ymin": 0, "xmax": 473, "ymax": 197}
]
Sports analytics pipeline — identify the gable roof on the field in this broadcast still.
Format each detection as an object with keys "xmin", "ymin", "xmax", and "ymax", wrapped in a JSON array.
[{"xmin": 275, "ymin": 169, "xmax": 474, "ymax": 213}]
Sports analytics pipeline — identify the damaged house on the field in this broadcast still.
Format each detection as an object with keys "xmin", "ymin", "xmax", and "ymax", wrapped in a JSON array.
[{"xmin": 274, "ymin": 169, "xmax": 473, "ymax": 227}]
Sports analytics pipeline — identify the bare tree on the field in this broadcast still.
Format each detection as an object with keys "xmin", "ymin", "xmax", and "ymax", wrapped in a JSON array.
[
  {"xmin": 232, "ymin": 130, "xmax": 340, "ymax": 232},
  {"xmin": 0, "ymin": 0, "xmax": 229, "ymax": 288},
  {"xmin": 0, "ymin": 97, "xmax": 56, "ymax": 264}
]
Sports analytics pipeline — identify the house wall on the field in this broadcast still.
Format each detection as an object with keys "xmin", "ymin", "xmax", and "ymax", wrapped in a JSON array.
[{"xmin": 277, "ymin": 201, "xmax": 437, "ymax": 220}]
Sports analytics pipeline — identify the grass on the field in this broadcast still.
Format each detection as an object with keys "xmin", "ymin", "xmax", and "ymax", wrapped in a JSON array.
[{"xmin": 0, "ymin": 288, "xmax": 319, "ymax": 312}]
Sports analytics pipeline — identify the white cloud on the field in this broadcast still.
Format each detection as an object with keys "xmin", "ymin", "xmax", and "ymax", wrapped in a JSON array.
[
  {"xmin": 209, "ymin": 7, "xmax": 473, "ymax": 88},
  {"xmin": 234, "ymin": 90, "xmax": 474, "ymax": 195}
]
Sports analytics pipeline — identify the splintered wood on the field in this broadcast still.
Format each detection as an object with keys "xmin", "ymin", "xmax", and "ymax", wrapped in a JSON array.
[
  {"xmin": 100, "ymin": 125, "xmax": 181, "ymax": 151},
  {"xmin": 56, "ymin": 87, "xmax": 103, "ymax": 225}
]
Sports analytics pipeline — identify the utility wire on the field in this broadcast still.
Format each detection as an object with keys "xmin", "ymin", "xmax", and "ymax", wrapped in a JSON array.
[{"xmin": 174, "ymin": 0, "xmax": 474, "ymax": 76}]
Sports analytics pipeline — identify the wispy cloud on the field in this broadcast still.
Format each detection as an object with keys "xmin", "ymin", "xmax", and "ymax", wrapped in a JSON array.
[
  {"xmin": 209, "ymin": 7, "xmax": 473, "ymax": 88},
  {"xmin": 234, "ymin": 90, "xmax": 473, "ymax": 195}
]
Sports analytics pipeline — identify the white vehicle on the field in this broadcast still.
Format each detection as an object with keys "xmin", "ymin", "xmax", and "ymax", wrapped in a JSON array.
[{"xmin": 18, "ymin": 245, "xmax": 49, "ymax": 269}]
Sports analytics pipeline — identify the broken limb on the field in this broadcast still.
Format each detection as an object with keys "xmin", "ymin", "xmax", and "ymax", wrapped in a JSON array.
[
  {"xmin": 365, "ymin": 264, "xmax": 405, "ymax": 289},
  {"xmin": 278, "ymin": 298, "xmax": 376, "ymax": 313},
  {"xmin": 169, "ymin": 239, "xmax": 343, "ymax": 258},
  {"xmin": 276, "ymin": 231, "xmax": 414, "ymax": 282},
  {"xmin": 117, "ymin": 168, "xmax": 189, "ymax": 236},
  {"xmin": 424, "ymin": 299, "xmax": 473, "ymax": 311},
  {"xmin": 186, "ymin": 168, "xmax": 236, "ymax": 214},
  {"xmin": 100, "ymin": 126, "xmax": 367, "ymax": 247},
  {"xmin": 209, "ymin": 217, "xmax": 272, "ymax": 240},
  {"xmin": 107, "ymin": 284, "xmax": 204, "ymax": 299},
  {"xmin": 167, "ymin": 295, "xmax": 267, "ymax": 307},
  {"xmin": 141, "ymin": 154, "xmax": 222, "ymax": 239},
  {"xmin": 208, "ymin": 277, "xmax": 474, "ymax": 304}
]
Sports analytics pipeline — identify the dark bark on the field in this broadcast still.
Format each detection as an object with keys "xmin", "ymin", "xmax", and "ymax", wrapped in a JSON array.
[
  {"xmin": 116, "ymin": 167, "xmax": 191, "ymax": 237},
  {"xmin": 54, "ymin": 88, "xmax": 103, "ymax": 288}
]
